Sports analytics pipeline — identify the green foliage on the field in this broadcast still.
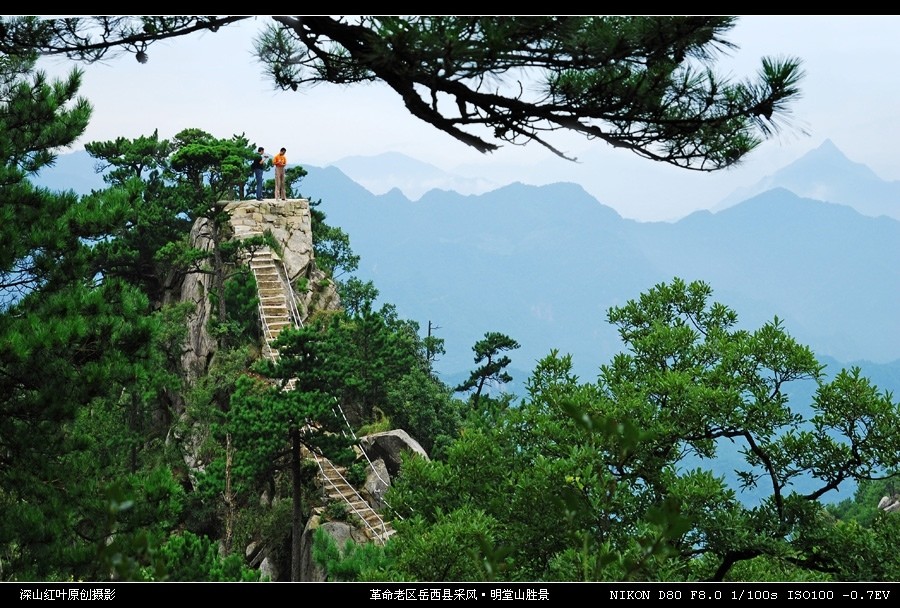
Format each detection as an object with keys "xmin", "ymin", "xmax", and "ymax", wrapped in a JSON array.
[
  {"xmin": 3, "ymin": 35, "xmax": 465, "ymax": 581},
  {"xmin": 84, "ymin": 471, "xmax": 191, "ymax": 581},
  {"xmin": 311, "ymin": 526, "xmax": 392, "ymax": 581},
  {"xmin": 83, "ymin": 127, "xmax": 260, "ymax": 330},
  {"xmin": 232, "ymin": 497, "xmax": 293, "ymax": 572},
  {"xmin": 368, "ymin": 279, "xmax": 900, "ymax": 582},
  {"xmin": 828, "ymin": 476, "xmax": 899, "ymax": 527},
  {"xmin": 346, "ymin": 461, "xmax": 369, "ymax": 487},
  {"xmin": 228, "ymin": 374, "xmax": 330, "ymax": 490},
  {"xmin": 228, "ymin": 321, "xmax": 366, "ymax": 579},
  {"xmin": 1, "ymin": 57, "xmax": 91, "ymax": 298},
  {"xmin": 307, "ymin": 198, "xmax": 359, "ymax": 279},
  {"xmin": 252, "ymin": 16, "xmax": 803, "ymax": 168},
  {"xmin": 455, "ymin": 332, "xmax": 521, "ymax": 410},
  {"xmin": 220, "ymin": 266, "xmax": 260, "ymax": 344},
  {"xmin": 357, "ymin": 408, "xmax": 392, "ymax": 436},
  {"xmin": 9, "ymin": 22, "xmax": 897, "ymax": 584},
  {"xmin": 91, "ymin": 482, "xmax": 162, "ymax": 582},
  {"xmin": 384, "ymin": 367, "xmax": 464, "ymax": 457},
  {"xmin": 183, "ymin": 344, "xmax": 259, "ymax": 536},
  {"xmin": 287, "ymin": 302, "xmax": 425, "ymax": 427},
  {"xmin": 168, "ymin": 128, "xmax": 252, "ymax": 206},
  {"xmin": 283, "ymin": 164, "xmax": 308, "ymax": 199},
  {"xmin": 85, "ymin": 128, "xmax": 173, "ymax": 186},
  {"xmin": 338, "ymin": 277, "xmax": 379, "ymax": 317},
  {"xmin": 323, "ymin": 500, "xmax": 350, "ymax": 522},
  {"xmin": 716, "ymin": 555, "xmax": 831, "ymax": 582},
  {"xmin": 152, "ymin": 531, "xmax": 258, "ymax": 581},
  {"xmin": 0, "ymin": 283, "xmax": 161, "ymax": 578},
  {"xmin": 7, "ymin": 17, "xmax": 804, "ymax": 170},
  {"xmin": 379, "ymin": 507, "xmax": 504, "ymax": 581}
]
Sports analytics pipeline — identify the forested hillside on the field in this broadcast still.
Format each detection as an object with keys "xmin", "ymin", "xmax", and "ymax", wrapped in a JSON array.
[{"xmin": 2, "ymin": 16, "xmax": 899, "ymax": 583}]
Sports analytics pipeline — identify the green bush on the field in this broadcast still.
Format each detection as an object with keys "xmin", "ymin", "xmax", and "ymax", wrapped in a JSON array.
[{"xmin": 324, "ymin": 500, "xmax": 350, "ymax": 521}]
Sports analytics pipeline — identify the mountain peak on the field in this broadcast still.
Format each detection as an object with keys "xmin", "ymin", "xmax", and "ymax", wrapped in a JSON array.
[
  {"xmin": 776, "ymin": 138, "xmax": 877, "ymax": 183},
  {"xmin": 714, "ymin": 138, "xmax": 900, "ymax": 220},
  {"xmin": 802, "ymin": 138, "xmax": 851, "ymax": 164},
  {"xmin": 816, "ymin": 138, "xmax": 841, "ymax": 154}
]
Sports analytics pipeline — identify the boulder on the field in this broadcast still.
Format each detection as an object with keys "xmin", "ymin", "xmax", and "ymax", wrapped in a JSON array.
[{"xmin": 358, "ymin": 429, "xmax": 429, "ymax": 477}]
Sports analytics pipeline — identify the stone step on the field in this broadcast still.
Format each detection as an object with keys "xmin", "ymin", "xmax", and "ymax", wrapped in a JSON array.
[
  {"xmin": 261, "ymin": 310, "xmax": 289, "ymax": 317},
  {"xmin": 313, "ymin": 455, "xmax": 394, "ymax": 545},
  {"xmin": 324, "ymin": 480, "xmax": 360, "ymax": 495},
  {"xmin": 264, "ymin": 320, "xmax": 291, "ymax": 328}
]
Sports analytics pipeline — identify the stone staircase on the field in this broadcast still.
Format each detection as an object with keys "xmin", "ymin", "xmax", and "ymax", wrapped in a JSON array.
[
  {"xmin": 313, "ymin": 452, "xmax": 396, "ymax": 545},
  {"xmin": 229, "ymin": 205, "xmax": 395, "ymax": 545},
  {"xmin": 248, "ymin": 248, "xmax": 294, "ymax": 357}
]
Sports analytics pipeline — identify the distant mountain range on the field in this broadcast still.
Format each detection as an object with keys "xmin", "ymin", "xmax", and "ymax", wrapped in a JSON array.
[
  {"xmin": 36, "ymin": 142, "xmax": 900, "ymax": 392},
  {"xmin": 330, "ymin": 151, "xmax": 498, "ymax": 199},
  {"xmin": 714, "ymin": 139, "xmax": 900, "ymax": 220},
  {"xmin": 297, "ymin": 162, "xmax": 900, "ymax": 383}
]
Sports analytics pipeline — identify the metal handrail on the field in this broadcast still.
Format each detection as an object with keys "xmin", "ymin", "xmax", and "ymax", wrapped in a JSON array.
[
  {"xmin": 310, "ymin": 446, "xmax": 392, "ymax": 545},
  {"xmin": 329, "ymin": 398, "xmax": 403, "ymax": 522},
  {"xmin": 242, "ymin": 235, "xmax": 398, "ymax": 539},
  {"xmin": 270, "ymin": 251, "xmax": 304, "ymax": 328}
]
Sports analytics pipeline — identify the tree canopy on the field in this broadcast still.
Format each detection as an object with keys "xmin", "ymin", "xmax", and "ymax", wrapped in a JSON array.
[
  {"xmin": 353, "ymin": 279, "xmax": 900, "ymax": 582},
  {"xmin": 1, "ymin": 15, "xmax": 804, "ymax": 169},
  {"xmin": 0, "ymin": 53, "xmax": 175, "ymax": 579}
]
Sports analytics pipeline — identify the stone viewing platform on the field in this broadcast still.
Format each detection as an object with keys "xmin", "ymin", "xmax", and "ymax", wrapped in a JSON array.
[{"xmin": 222, "ymin": 198, "xmax": 314, "ymax": 283}]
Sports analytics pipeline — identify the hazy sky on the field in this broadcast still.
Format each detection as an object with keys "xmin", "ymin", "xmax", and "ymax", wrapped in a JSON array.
[{"xmin": 37, "ymin": 15, "xmax": 900, "ymax": 221}]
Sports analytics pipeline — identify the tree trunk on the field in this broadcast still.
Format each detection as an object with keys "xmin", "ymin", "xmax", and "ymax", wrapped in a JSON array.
[
  {"xmin": 223, "ymin": 432, "xmax": 235, "ymax": 554},
  {"xmin": 290, "ymin": 427, "xmax": 303, "ymax": 581}
]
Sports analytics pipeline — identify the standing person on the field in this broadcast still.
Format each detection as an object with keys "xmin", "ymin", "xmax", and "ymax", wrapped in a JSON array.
[
  {"xmin": 273, "ymin": 147, "xmax": 287, "ymax": 201},
  {"xmin": 251, "ymin": 146, "xmax": 269, "ymax": 201}
]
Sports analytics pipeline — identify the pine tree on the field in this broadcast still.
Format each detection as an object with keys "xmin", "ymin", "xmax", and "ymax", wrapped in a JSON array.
[
  {"xmin": 2, "ymin": 16, "xmax": 804, "ymax": 171},
  {"xmin": 0, "ymin": 54, "xmax": 163, "ymax": 579}
]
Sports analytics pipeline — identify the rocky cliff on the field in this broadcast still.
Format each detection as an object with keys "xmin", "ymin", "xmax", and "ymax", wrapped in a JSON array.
[
  {"xmin": 167, "ymin": 198, "xmax": 423, "ymax": 581},
  {"xmin": 171, "ymin": 199, "xmax": 339, "ymax": 388}
]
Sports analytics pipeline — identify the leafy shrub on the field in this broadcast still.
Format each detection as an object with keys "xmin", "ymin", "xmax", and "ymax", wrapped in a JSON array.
[{"xmin": 324, "ymin": 500, "xmax": 350, "ymax": 521}]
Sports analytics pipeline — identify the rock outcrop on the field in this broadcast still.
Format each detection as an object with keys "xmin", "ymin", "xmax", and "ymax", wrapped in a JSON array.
[
  {"xmin": 878, "ymin": 494, "xmax": 900, "ymax": 513},
  {"xmin": 359, "ymin": 429, "xmax": 430, "ymax": 478},
  {"xmin": 299, "ymin": 516, "xmax": 370, "ymax": 582},
  {"xmin": 167, "ymin": 199, "xmax": 425, "ymax": 580},
  {"xmin": 171, "ymin": 198, "xmax": 338, "ymax": 389}
]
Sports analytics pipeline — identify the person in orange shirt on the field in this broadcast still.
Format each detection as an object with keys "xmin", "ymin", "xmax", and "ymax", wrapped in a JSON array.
[{"xmin": 273, "ymin": 147, "xmax": 287, "ymax": 200}]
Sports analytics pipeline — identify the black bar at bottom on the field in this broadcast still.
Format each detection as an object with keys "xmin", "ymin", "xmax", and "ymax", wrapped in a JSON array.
[{"xmin": 2, "ymin": 581, "xmax": 898, "ymax": 602}]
